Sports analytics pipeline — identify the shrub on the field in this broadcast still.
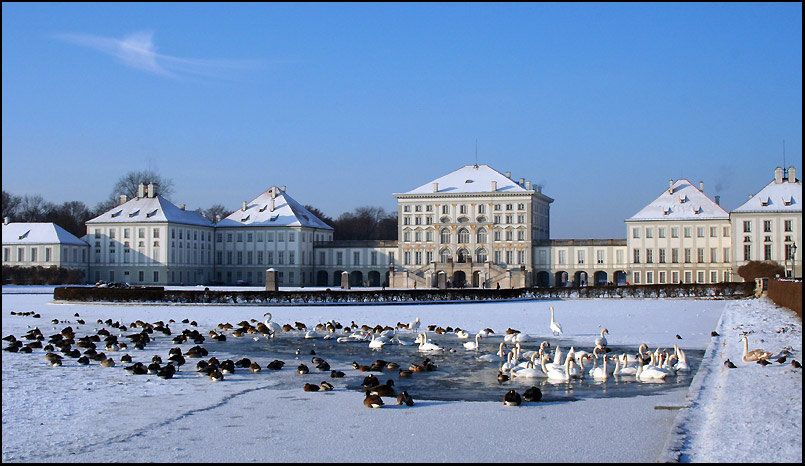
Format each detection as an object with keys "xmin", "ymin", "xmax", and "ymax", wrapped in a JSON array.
[{"xmin": 737, "ymin": 260, "xmax": 785, "ymax": 282}]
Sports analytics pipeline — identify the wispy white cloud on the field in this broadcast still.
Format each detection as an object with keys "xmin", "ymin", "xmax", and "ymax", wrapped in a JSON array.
[{"xmin": 53, "ymin": 31, "xmax": 260, "ymax": 80}]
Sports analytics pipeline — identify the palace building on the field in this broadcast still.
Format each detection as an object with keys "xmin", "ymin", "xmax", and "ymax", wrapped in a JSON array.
[{"xmin": 3, "ymin": 165, "xmax": 801, "ymax": 287}]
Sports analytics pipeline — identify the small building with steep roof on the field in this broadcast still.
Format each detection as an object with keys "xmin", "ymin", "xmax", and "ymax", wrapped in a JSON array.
[{"xmin": 2, "ymin": 219, "xmax": 90, "ymax": 279}]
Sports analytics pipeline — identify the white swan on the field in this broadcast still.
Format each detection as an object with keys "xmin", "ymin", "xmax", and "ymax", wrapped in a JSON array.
[
  {"xmin": 463, "ymin": 333, "xmax": 482, "ymax": 351},
  {"xmin": 391, "ymin": 329, "xmax": 411, "ymax": 346},
  {"xmin": 417, "ymin": 332, "xmax": 443, "ymax": 352},
  {"xmin": 304, "ymin": 329, "xmax": 320, "ymax": 339},
  {"xmin": 672, "ymin": 345, "xmax": 690, "ymax": 372},
  {"xmin": 511, "ymin": 354, "xmax": 548, "ymax": 378},
  {"xmin": 368, "ymin": 333, "xmax": 390, "ymax": 349},
  {"xmin": 591, "ymin": 353, "xmax": 609, "ymax": 380},
  {"xmin": 408, "ymin": 317, "xmax": 421, "ymax": 332},
  {"xmin": 549, "ymin": 306, "xmax": 563, "ymax": 336},
  {"xmin": 595, "ymin": 328, "xmax": 608, "ymax": 347},
  {"xmin": 262, "ymin": 312, "xmax": 282, "ymax": 337},
  {"xmin": 636, "ymin": 354, "xmax": 668, "ymax": 380},
  {"xmin": 545, "ymin": 352, "xmax": 574, "ymax": 381},
  {"xmin": 617, "ymin": 353, "xmax": 638, "ymax": 376},
  {"xmin": 456, "ymin": 329, "xmax": 470, "ymax": 339}
]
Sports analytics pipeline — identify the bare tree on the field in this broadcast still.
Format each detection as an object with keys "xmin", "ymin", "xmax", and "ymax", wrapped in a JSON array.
[
  {"xmin": 2, "ymin": 190, "xmax": 22, "ymax": 220},
  {"xmin": 109, "ymin": 169, "xmax": 175, "ymax": 201},
  {"xmin": 200, "ymin": 204, "xmax": 233, "ymax": 223},
  {"xmin": 18, "ymin": 194, "xmax": 54, "ymax": 222}
]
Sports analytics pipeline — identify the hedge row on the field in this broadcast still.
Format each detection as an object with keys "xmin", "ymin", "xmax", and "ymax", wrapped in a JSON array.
[
  {"xmin": 3, "ymin": 265, "xmax": 86, "ymax": 285},
  {"xmin": 54, "ymin": 282, "xmax": 754, "ymax": 305}
]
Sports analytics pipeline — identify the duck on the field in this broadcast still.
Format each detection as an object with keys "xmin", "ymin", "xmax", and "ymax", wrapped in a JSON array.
[
  {"xmin": 297, "ymin": 364, "xmax": 310, "ymax": 374},
  {"xmin": 158, "ymin": 363, "xmax": 176, "ymax": 379},
  {"xmin": 249, "ymin": 361, "xmax": 261, "ymax": 373},
  {"xmin": 397, "ymin": 391, "xmax": 414, "ymax": 406},
  {"xmin": 361, "ymin": 374, "xmax": 380, "ymax": 388},
  {"xmin": 319, "ymin": 381, "xmax": 334, "ymax": 391},
  {"xmin": 366, "ymin": 380, "xmax": 396, "ymax": 397},
  {"xmin": 463, "ymin": 333, "xmax": 482, "ymax": 351},
  {"xmin": 549, "ymin": 306, "xmax": 563, "ymax": 336},
  {"xmin": 522, "ymin": 386, "xmax": 542, "ymax": 402},
  {"xmin": 267, "ymin": 360, "xmax": 285, "ymax": 370},
  {"xmin": 209, "ymin": 369, "xmax": 224, "ymax": 382},
  {"xmin": 740, "ymin": 336, "xmax": 773, "ymax": 362},
  {"xmin": 497, "ymin": 370, "xmax": 509, "ymax": 383},
  {"xmin": 364, "ymin": 393, "xmax": 384, "ymax": 409},
  {"xmin": 503, "ymin": 390, "xmax": 522, "ymax": 406},
  {"xmin": 595, "ymin": 328, "xmax": 608, "ymax": 347},
  {"xmin": 303, "ymin": 383, "xmax": 320, "ymax": 392},
  {"xmin": 724, "ymin": 359, "xmax": 737, "ymax": 368},
  {"xmin": 331, "ymin": 370, "xmax": 345, "ymax": 378}
]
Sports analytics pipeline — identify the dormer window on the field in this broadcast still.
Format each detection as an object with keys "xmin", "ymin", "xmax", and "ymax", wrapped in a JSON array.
[
  {"xmin": 259, "ymin": 205, "xmax": 267, "ymax": 212},
  {"xmin": 270, "ymin": 214, "xmax": 279, "ymax": 222},
  {"xmin": 241, "ymin": 215, "xmax": 250, "ymax": 222},
  {"xmin": 111, "ymin": 210, "xmax": 122, "ymax": 218},
  {"xmin": 18, "ymin": 230, "xmax": 30, "ymax": 240},
  {"xmin": 663, "ymin": 207, "xmax": 671, "ymax": 215},
  {"xmin": 146, "ymin": 209, "xmax": 158, "ymax": 218},
  {"xmin": 760, "ymin": 197, "xmax": 770, "ymax": 207},
  {"xmin": 129, "ymin": 209, "xmax": 140, "ymax": 218},
  {"xmin": 783, "ymin": 196, "xmax": 793, "ymax": 206},
  {"xmin": 465, "ymin": 179, "xmax": 474, "ymax": 184},
  {"xmin": 679, "ymin": 195, "xmax": 687, "ymax": 204},
  {"xmin": 693, "ymin": 206, "xmax": 702, "ymax": 214}
]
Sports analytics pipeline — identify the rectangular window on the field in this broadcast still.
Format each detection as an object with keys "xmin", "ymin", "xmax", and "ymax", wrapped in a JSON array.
[
  {"xmin": 247, "ymin": 251, "xmax": 253, "ymax": 265},
  {"xmin": 45, "ymin": 247, "xmax": 51, "ymax": 262},
  {"xmin": 597, "ymin": 250, "xmax": 605, "ymax": 264},
  {"xmin": 632, "ymin": 227, "xmax": 640, "ymax": 239},
  {"xmin": 31, "ymin": 248, "xmax": 37, "ymax": 262},
  {"xmin": 672, "ymin": 271, "xmax": 679, "ymax": 283},
  {"xmin": 684, "ymin": 248, "xmax": 691, "ymax": 263},
  {"xmin": 659, "ymin": 271, "xmax": 666, "ymax": 284},
  {"xmin": 257, "ymin": 251, "xmax": 263, "ymax": 264},
  {"xmin": 109, "ymin": 229, "xmax": 116, "ymax": 239},
  {"xmin": 764, "ymin": 244, "xmax": 772, "ymax": 261},
  {"xmin": 318, "ymin": 251, "xmax": 325, "ymax": 265},
  {"xmin": 763, "ymin": 220, "xmax": 772, "ymax": 233},
  {"xmin": 646, "ymin": 228, "xmax": 653, "ymax": 238},
  {"xmin": 415, "ymin": 251, "xmax": 422, "ymax": 265},
  {"xmin": 278, "ymin": 251, "xmax": 284, "ymax": 265},
  {"xmin": 671, "ymin": 227, "xmax": 679, "ymax": 238},
  {"xmin": 723, "ymin": 226, "xmax": 730, "ymax": 237},
  {"xmin": 710, "ymin": 271, "xmax": 718, "ymax": 283},
  {"xmin": 743, "ymin": 221, "xmax": 751, "ymax": 233},
  {"xmin": 697, "ymin": 227, "xmax": 704, "ymax": 238},
  {"xmin": 724, "ymin": 247, "xmax": 730, "ymax": 263},
  {"xmin": 685, "ymin": 271, "xmax": 692, "ymax": 283},
  {"xmin": 633, "ymin": 271, "xmax": 641, "ymax": 284},
  {"xmin": 371, "ymin": 251, "xmax": 377, "ymax": 265},
  {"xmin": 289, "ymin": 251, "xmax": 295, "ymax": 265},
  {"xmin": 237, "ymin": 251, "xmax": 243, "ymax": 265},
  {"xmin": 268, "ymin": 251, "xmax": 274, "ymax": 264},
  {"xmin": 743, "ymin": 244, "xmax": 751, "ymax": 261},
  {"xmin": 658, "ymin": 228, "xmax": 666, "ymax": 238},
  {"xmin": 289, "ymin": 232, "xmax": 295, "ymax": 242},
  {"xmin": 697, "ymin": 271, "xmax": 705, "ymax": 283},
  {"xmin": 558, "ymin": 250, "xmax": 566, "ymax": 265},
  {"xmin": 646, "ymin": 271, "xmax": 654, "ymax": 284},
  {"xmin": 247, "ymin": 232, "xmax": 253, "ymax": 242},
  {"xmin": 237, "ymin": 233, "xmax": 243, "ymax": 242},
  {"xmin": 784, "ymin": 220, "xmax": 793, "ymax": 232},
  {"xmin": 684, "ymin": 227, "xmax": 692, "ymax": 238},
  {"xmin": 227, "ymin": 251, "xmax": 233, "ymax": 264},
  {"xmin": 646, "ymin": 249, "xmax": 653, "ymax": 264},
  {"xmin": 404, "ymin": 251, "xmax": 411, "ymax": 265},
  {"xmin": 659, "ymin": 249, "xmax": 666, "ymax": 264},
  {"xmin": 633, "ymin": 249, "xmax": 640, "ymax": 264},
  {"xmin": 697, "ymin": 248, "xmax": 704, "ymax": 263},
  {"xmin": 577, "ymin": 250, "xmax": 585, "ymax": 264},
  {"xmin": 336, "ymin": 252, "xmax": 343, "ymax": 266},
  {"xmin": 710, "ymin": 227, "xmax": 717, "ymax": 238}
]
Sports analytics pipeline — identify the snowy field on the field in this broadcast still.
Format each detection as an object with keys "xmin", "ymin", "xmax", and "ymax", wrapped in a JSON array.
[{"xmin": 1, "ymin": 287, "xmax": 801, "ymax": 463}]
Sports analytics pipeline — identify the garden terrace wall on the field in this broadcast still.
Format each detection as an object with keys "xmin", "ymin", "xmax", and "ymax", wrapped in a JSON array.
[{"xmin": 53, "ymin": 282, "xmax": 754, "ymax": 305}]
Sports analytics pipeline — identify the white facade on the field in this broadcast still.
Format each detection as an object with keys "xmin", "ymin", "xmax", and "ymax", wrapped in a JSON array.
[
  {"xmin": 731, "ymin": 166, "xmax": 802, "ymax": 278},
  {"xmin": 2, "ymin": 220, "xmax": 90, "ymax": 279},
  {"xmin": 625, "ymin": 179, "xmax": 734, "ymax": 285},
  {"xmin": 85, "ymin": 183, "xmax": 215, "ymax": 285}
]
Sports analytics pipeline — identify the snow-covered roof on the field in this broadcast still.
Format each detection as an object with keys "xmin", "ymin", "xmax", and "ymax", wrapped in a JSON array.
[
  {"xmin": 2, "ymin": 222, "xmax": 89, "ymax": 246},
  {"xmin": 731, "ymin": 174, "xmax": 801, "ymax": 214},
  {"xmin": 397, "ymin": 164, "xmax": 535, "ymax": 195},
  {"xmin": 86, "ymin": 195, "xmax": 213, "ymax": 227},
  {"xmin": 627, "ymin": 179, "xmax": 729, "ymax": 222},
  {"xmin": 216, "ymin": 187, "xmax": 333, "ymax": 230}
]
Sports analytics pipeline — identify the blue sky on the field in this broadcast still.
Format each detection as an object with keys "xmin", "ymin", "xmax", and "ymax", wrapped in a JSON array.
[{"xmin": 2, "ymin": 3, "xmax": 801, "ymax": 238}]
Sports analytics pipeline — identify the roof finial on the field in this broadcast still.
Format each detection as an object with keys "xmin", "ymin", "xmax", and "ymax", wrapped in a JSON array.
[{"xmin": 475, "ymin": 139, "xmax": 478, "ymax": 168}]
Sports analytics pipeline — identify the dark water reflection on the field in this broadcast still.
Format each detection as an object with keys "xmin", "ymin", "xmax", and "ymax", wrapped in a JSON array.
[{"xmin": 217, "ymin": 330, "xmax": 701, "ymax": 403}]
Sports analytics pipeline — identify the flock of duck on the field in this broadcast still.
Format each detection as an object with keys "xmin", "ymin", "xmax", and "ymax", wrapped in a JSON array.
[{"xmin": 4, "ymin": 305, "xmax": 798, "ymax": 408}]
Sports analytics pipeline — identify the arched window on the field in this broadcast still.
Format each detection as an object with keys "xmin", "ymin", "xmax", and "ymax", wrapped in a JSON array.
[
  {"xmin": 477, "ymin": 228, "xmax": 487, "ymax": 243},
  {"xmin": 457, "ymin": 248, "xmax": 470, "ymax": 263},
  {"xmin": 476, "ymin": 248, "xmax": 488, "ymax": 263},
  {"xmin": 440, "ymin": 248, "xmax": 451, "ymax": 263},
  {"xmin": 441, "ymin": 228, "xmax": 451, "ymax": 244},
  {"xmin": 458, "ymin": 228, "xmax": 470, "ymax": 243}
]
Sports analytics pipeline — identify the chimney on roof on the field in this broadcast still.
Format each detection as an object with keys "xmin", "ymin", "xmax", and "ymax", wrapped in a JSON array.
[
  {"xmin": 699, "ymin": 181, "xmax": 704, "ymax": 191},
  {"xmin": 519, "ymin": 177, "xmax": 525, "ymax": 186},
  {"xmin": 138, "ymin": 183, "xmax": 146, "ymax": 198},
  {"xmin": 775, "ymin": 166, "xmax": 784, "ymax": 183},
  {"xmin": 242, "ymin": 201, "xmax": 247, "ymax": 211},
  {"xmin": 215, "ymin": 214, "xmax": 222, "ymax": 223},
  {"xmin": 3, "ymin": 217, "xmax": 8, "ymax": 225},
  {"xmin": 668, "ymin": 180, "xmax": 674, "ymax": 194},
  {"xmin": 147, "ymin": 182, "xmax": 156, "ymax": 198},
  {"xmin": 270, "ymin": 196, "xmax": 275, "ymax": 212},
  {"xmin": 788, "ymin": 166, "xmax": 796, "ymax": 183},
  {"xmin": 505, "ymin": 171, "xmax": 511, "ymax": 179},
  {"xmin": 715, "ymin": 195, "xmax": 721, "ymax": 205},
  {"xmin": 119, "ymin": 194, "xmax": 127, "ymax": 205},
  {"xmin": 281, "ymin": 185, "xmax": 286, "ymax": 192},
  {"xmin": 432, "ymin": 182, "xmax": 439, "ymax": 193},
  {"xmin": 536, "ymin": 185, "xmax": 542, "ymax": 193},
  {"xmin": 179, "ymin": 204, "xmax": 185, "ymax": 211},
  {"xmin": 525, "ymin": 181, "xmax": 531, "ymax": 190},
  {"xmin": 491, "ymin": 180, "xmax": 497, "ymax": 191}
]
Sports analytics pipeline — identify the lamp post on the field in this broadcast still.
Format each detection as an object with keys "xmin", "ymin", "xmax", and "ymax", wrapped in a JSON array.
[{"xmin": 792, "ymin": 243, "xmax": 798, "ymax": 278}]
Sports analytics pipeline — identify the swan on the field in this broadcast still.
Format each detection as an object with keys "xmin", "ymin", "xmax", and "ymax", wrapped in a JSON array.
[
  {"xmin": 544, "ymin": 345, "xmax": 564, "ymax": 372},
  {"xmin": 617, "ymin": 353, "xmax": 638, "ymax": 376},
  {"xmin": 304, "ymin": 330, "xmax": 320, "ymax": 339},
  {"xmin": 408, "ymin": 317, "xmax": 421, "ymax": 332},
  {"xmin": 740, "ymin": 335, "xmax": 773, "ymax": 362},
  {"xmin": 500, "ymin": 352, "xmax": 517, "ymax": 372},
  {"xmin": 636, "ymin": 354, "xmax": 668, "ymax": 380},
  {"xmin": 368, "ymin": 333, "xmax": 390, "ymax": 349},
  {"xmin": 463, "ymin": 333, "xmax": 482, "ymax": 351},
  {"xmin": 391, "ymin": 329, "xmax": 411, "ymax": 346},
  {"xmin": 591, "ymin": 353, "xmax": 609, "ymax": 380},
  {"xmin": 510, "ymin": 331, "xmax": 530, "ymax": 343},
  {"xmin": 417, "ymin": 332, "xmax": 444, "ymax": 352},
  {"xmin": 549, "ymin": 306, "xmax": 563, "ymax": 336},
  {"xmin": 478, "ymin": 328, "xmax": 494, "ymax": 337},
  {"xmin": 545, "ymin": 353, "xmax": 574, "ymax": 381},
  {"xmin": 511, "ymin": 354, "xmax": 548, "ymax": 378},
  {"xmin": 672, "ymin": 345, "xmax": 690, "ymax": 372},
  {"xmin": 595, "ymin": 328, "xmax": 608, "ymax": 347},
  {"xmin": 262, "ymin": 312, "xmax": 282, "ymax": 337},
  {"xmin": 456, "ymin": 329, "xmax": 470, "ymax": 339}
]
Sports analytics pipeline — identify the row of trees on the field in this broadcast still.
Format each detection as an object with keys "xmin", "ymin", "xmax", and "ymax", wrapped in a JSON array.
[{"xmin": 3, "ymin": 170, "xmax": 398, "ymax": 241}]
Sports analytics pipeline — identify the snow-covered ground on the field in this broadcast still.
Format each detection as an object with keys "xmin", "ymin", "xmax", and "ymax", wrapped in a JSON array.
[{"xmin": 1, "ymin": 287, "xmax": 801, "ymax": 462}]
